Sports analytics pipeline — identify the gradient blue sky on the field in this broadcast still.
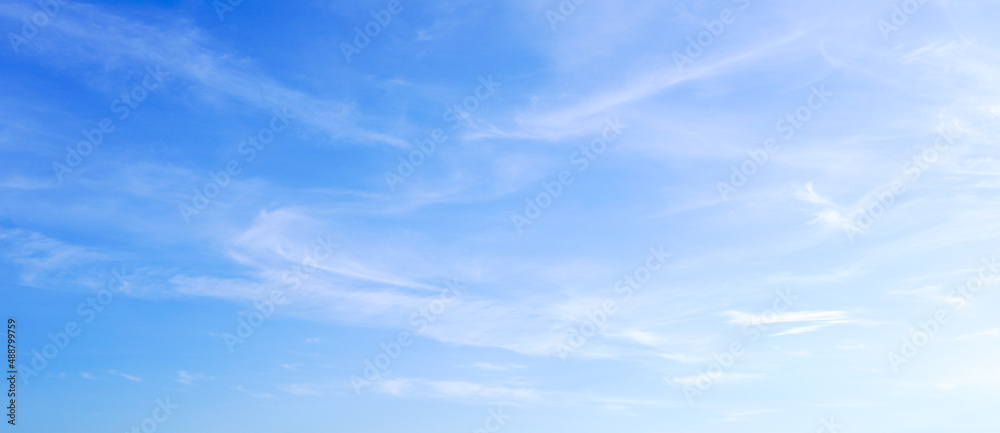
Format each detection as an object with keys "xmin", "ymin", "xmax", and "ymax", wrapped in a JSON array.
[{"xmin": 3, "ymin": 0, "xmax": 1000, "ymax": 432}]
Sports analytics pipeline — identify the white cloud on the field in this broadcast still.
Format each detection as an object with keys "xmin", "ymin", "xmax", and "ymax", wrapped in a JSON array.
[
  {"xmin": 0, "ymin": 3, "xmax": 406, "ymax": 149},
  {"xmin": 177, "ymin": 371, "xmax": 210, "ymax": 385},
  {"xmin": 670, "ymin": 372, "xmax": 764, "ymax": 387},
  {"xmin": 469, "ymin": 362, "xmax": 526, "ymax": 371},
  {"xmin": 427, "ymin": 381, "xmax": 538, "ymax": 401},
  {"xmin": 374, "ymin": 379, "xmax": 414, "ymax": 396},
  {"xmin": 956, "ymin": 328, "xmax": 1000, "ymax": 340},
  {"xmin": 370, "ymin": 378, "xmax": 537, "ymax": 403},
  {"xmin": 109, "ymin": 369, "xmax": 141, "ymax": 382},
  {"xmin": 725, "ymin": 310, "xmax": 851, "ymax": 326},
  {"xmin": 719, "ymin": 409, "xmax": 782, "ymax": 423},
  {"xmin": 277, "ymin": 383, "xmax": 324, "ymax": 397},
  {"xmin": 235, "ymin": 385, "xmax": 274, "ymax": 399}
]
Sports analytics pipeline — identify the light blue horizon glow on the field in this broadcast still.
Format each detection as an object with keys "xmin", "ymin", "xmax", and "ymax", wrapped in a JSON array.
[{"xmin": 2, "ymin": 0, "xmax": 1000, "ymax": 432}]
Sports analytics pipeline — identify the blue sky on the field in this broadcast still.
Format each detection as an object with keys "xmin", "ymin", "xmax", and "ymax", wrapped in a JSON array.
[{"xmin": 2, "ymin": 0, "xmax": 1000, "ymax": 432}]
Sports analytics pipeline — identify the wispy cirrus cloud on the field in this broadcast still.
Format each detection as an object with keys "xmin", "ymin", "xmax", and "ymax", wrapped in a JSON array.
[
  {"xmin": 109, "ymin": 369, "xmax": 142, "ymax": 382},
  {"xmin": 725, "ymin": 310, "xmax": 858, "ymax": 336},
  {"xmin": 0, "ymin": 2, "xmax": 407, "ymax": 148},
  {"xmin": 235, "ymin": 385, "xmax": 274, "ymax": 399}
]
